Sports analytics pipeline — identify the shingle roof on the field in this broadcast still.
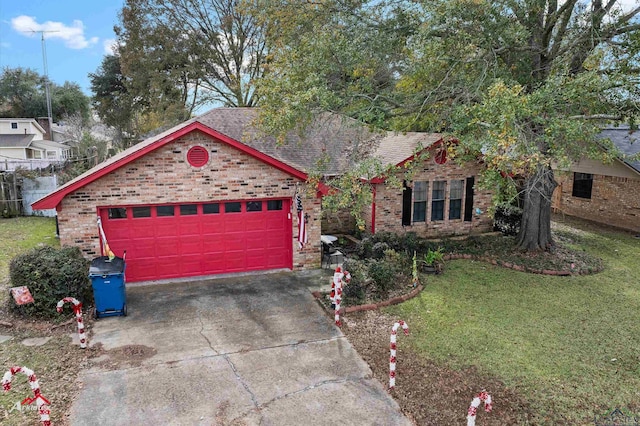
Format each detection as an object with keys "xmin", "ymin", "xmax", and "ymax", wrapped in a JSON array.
[
  {"xmin": 32, "ymin": 108, "xmax": 444, "ymax": 209},
  {"xmin": 598, "ymin": 125, "xmax": 640, "ymax": 173},
  {"xmin": 0, "ymin": 134, "xmax": 35, "ymax": 148},
  {"xmin": 195, "ymin": 108, "xmax": 378, "ymax": 175}
]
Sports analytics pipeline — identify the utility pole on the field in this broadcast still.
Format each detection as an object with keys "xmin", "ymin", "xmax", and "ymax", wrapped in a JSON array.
[{"xmin": 30, "ymin": 30, "xmax": 59, "ymax": 124}]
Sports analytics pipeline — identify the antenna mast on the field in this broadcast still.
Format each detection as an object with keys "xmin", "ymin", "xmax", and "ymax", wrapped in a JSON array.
[{"xmin": 31, "ymin": 30, "xmax": 59, "ymax": 123}]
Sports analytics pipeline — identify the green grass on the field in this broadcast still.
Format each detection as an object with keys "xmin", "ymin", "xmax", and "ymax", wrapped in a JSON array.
[
  {"xmin": 0, "ymin": 217, "xmax": 59, "ymax": 283},
  {"xmin": 389, "ymin": 222, "xmax": 640, "ymax": 424}
]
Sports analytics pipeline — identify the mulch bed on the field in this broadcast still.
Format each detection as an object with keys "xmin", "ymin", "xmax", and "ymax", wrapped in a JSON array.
[{"xmin": 341, "ymin": 310, "xmax": 535, "ymax": 425}]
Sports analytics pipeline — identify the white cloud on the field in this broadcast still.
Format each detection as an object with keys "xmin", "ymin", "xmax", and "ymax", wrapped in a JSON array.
[
  {"xmin": 103, "ymin": 38, "xmax": 117, "ymax": 55},
  {"xmin": 11, "ymin": 15, "xmax": 98, "ymax": 49}
]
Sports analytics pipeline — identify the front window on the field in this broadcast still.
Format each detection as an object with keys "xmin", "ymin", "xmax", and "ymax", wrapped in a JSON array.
[
  {"xmin": 431, "ymin": 181, "xmax": 446, "ymax": 221},
  {"xmin": 449, "ymin": 180, "xmax": 464, "ymax": 220},
  {"xmin": 413, "ymin": 181, "xmax": 428, "ymax": 222},
  {"xmin": 572, "ymin": 173, "xmax": 593, "ymax": 199}
]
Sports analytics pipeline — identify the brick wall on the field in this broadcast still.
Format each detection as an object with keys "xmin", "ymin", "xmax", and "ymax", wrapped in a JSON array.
[
  {"xmin": 553, "ymin": 171, "xmax": 640, "ymax": 232},
  {"xmin": 58, "ymin": 130, "xmax": 321, "ymax": 270},
  {"xmin": 364, "ymin": 158, "xmax": 493, "ymax": 237},
  {"xmin": 321, "ymin": 207, "xmax": 357, "ymax": 235}
]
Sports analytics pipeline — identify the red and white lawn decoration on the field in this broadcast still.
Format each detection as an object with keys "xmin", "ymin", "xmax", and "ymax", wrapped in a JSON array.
[
  {"xmin": 389, "ymin": 320, "xmax": 409, "ymax": 390},
  {"xmin": 331, "ymin": 267, "xmax": 351, "ymax": 327},
  {"xmin": 2, "ymin": 366, "xmax": 51, "ymax": 426},
  {"xmin": 57, "ymin": 297, "xmax": 87, "ymax": 349},
  {"xmin": 467, "ymin": 390, "xmax": 493, "ymax": 426}
]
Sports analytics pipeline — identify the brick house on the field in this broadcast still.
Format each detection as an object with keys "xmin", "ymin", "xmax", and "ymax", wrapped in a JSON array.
[
  {"xmin": 33, "ymin": 108, "xmax": 492, "ymax": 283},
  {"xmin": 552, "ymin": 126, "xmax": 640, "ymax": 233}
]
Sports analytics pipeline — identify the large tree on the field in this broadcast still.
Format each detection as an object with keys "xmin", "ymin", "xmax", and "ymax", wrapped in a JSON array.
[
  {"xmin": 115, "ymin": 0, "xmax": 267, "ymax": 110},
  {"xmin": 255, "ymin": 0, "xmax": 640, "ymax": 250},
  {"xmin": 0, "ymin": 67, "xmax": 90, "ymax": 123}
]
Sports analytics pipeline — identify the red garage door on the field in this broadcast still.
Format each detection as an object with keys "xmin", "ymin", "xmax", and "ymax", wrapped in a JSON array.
[{"xmin": 99, "ymin": 199, "xmax": 292, "ymax": 282}]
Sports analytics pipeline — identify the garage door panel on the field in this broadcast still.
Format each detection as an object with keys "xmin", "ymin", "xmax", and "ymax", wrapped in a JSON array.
[{"xmin": 100, "ymin": 199, "xmax": 291, "ymax": 282}]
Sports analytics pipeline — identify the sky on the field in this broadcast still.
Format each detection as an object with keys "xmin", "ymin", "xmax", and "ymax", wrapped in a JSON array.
[{"xmin": 0, "ymin": 0, "xmax": 124, "ymax": 96}]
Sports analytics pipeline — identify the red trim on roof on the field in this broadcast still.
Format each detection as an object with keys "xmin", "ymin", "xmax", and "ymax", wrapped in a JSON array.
[
  {"xmin": 32, "ymin": 122, "xmax": 310, "ymax": 210},
  {"xmin": 368, "ymin": 137, "xmax": 451, "ymax": 184}
]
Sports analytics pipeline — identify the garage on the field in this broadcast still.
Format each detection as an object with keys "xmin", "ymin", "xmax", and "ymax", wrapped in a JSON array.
[{"xmin": 99, "ymin": 199, "xmax": 292, "ymax": 282}]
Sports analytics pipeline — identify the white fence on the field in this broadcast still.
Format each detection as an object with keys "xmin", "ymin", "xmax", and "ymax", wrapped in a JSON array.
[{"xmin": 0, "ymin": 159, "xmax": 63, "ymax": 172}]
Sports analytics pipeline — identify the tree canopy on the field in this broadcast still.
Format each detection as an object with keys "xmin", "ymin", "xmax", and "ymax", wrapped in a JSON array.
[
  {"xmin": 255, "ymin": 0, "xmax": 640, "ymax": 250},
  {"xmin": 0, "ymin": 67, "xmax": 90, "ymax": 123},
  {"xmin": 115, "ymin": 0, "xmax": 267, "ymax": 109}
]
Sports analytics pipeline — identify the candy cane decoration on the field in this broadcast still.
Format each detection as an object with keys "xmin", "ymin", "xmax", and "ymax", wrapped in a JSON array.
[
  {"xmin": 57, "ymin": 297, "xmax": 86, "ymax": 349},
  {"xmin": 467, "ymin": 390, "xmax": 493, "ymax": 426},
  {"xmin": 2, "ymin": 366, "xmax": 51, "ymax": 426},
  {"xmin": 331, "ymin": 267, "xmax": 350, "ymax": 327},
  {"xmin": 389, "ymin": 320, "xmax": 409, "ymax": 390}
]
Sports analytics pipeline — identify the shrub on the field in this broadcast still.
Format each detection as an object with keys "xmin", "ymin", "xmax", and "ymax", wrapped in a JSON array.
[
  {"xmin": 368, "ymin": 259, "xmax": 397, "ymax": 297},
  {"xmin": 371, "ymin": 242, "xmax": 390, "ymax": 259},
  {"xmin": 356, "ymin": 237, "xmax": 374, "ymax": 258},
  {"xmin": 8, "ymin": 246, "xmax": 92, "ymax": 319},
  {"xmin": 494, "ymin": 204, "xmax": 523, "ymax": 236}
]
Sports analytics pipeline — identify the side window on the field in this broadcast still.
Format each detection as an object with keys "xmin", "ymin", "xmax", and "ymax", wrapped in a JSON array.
[
  {"xmin": 412, "ymin": 181, "xmax": 428, "ymax": 222},
  {"xmin": 449, "ymin": 180, "xmax": 464, "ymax": 220},
  {"xmin": 572, "ymin": 173, "xmax": 593, "ymax": 199},
  {"xmin": 431, "ymin": 181, "xmax": 446, "ymax": 221}
]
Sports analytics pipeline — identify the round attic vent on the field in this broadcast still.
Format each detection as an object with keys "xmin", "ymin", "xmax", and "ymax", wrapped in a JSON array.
[{"xmin": 187, "ymin": 146, "xmax": 209, "ymax": 167}]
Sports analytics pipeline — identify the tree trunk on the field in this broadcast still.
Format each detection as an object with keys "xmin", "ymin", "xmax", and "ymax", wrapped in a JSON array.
[{"xmin": 516, "ymin": 165, "xmax": 558, "ymax": 251}]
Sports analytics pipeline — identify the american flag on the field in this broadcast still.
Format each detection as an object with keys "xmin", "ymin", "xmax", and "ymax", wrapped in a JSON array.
[{"xmin": 295, "ymin": 192, "xmax": 308, "ymax": 249}]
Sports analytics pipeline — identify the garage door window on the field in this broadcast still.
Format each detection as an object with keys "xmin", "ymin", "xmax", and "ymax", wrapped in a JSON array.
[
  {"xmin": 132, "ymin": 207, "xmax": 151, "ymax": 218},
  {"xmin": 180, "ymin": 204, "xmax": 198, "ymax": 215},
  {"xmin": 225, "ymin": 202, "xmax": 241, "ymax": 213},
  {"xmin": 267, "ymin": 200, "xmax": 283, "ymax": 210},
  {"xmin": 157, "ymin": 205, "xmax": 175, "ymax": 216},
  {"xmin": 203, "ymin": 203, "xmax": 219, "ymax": 214},
  {"xmin": 247, "ymin": 201, "xmax": 262, "ymax": 212},
  {"xmin": 108, "ymin": 208, "xmax": 127, "ymax": 219}
]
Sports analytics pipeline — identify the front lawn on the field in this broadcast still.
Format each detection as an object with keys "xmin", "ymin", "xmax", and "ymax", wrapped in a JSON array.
[
  {"xmin": 0, "ymin": 216, "xmax": 58, "ymax": 284},
  {"xmin": 386, "ymin": 219, "xmax": 640, "ymax": 423}
]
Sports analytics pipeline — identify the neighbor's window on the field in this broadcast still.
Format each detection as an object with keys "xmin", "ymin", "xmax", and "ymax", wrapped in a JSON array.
[
  {"xmin": 11, "ymin": 122, "xmax": 17, "ymax": 129},
  {"xmin": 46, "ymin": 151, "xmax": 56, "ymax": 159},
  {"xmin": 108, "ymin": 208, "xmax": 127, "ymax": 219},
  {"xmin": 32, "ymin": 150, "xmax": 42, "ymax": 159},
  {"xmin": 449, "ymin": 180, "xmax": 464, "ymax": 220},
  {"xmin": 413, "ymin": 181, "xmax": 428, "ymax": 222},
  {"xmin": 572, "ymin": 173, "xmax": 593, "ymax": 199},
  {"xmin": 431, "ymin": 181, "xmax": 446, "ymax": 221}
]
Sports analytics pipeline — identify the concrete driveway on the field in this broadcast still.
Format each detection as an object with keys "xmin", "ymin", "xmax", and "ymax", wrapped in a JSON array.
[{"xmin": 71, "ymin": 271, "xmax": 412, "ymax": 425}]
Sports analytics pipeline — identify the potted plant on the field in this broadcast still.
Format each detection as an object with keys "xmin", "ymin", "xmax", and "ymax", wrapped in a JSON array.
[{"xmin": 421, "ymin": 247, "xmax": 444, "ymax": 274}]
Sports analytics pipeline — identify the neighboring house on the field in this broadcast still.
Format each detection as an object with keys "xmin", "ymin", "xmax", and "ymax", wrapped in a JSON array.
[
  {"xmin": 32, "ymin": 108, "xmax": 492, "ymax": 283},
  {"xmin": 552, "ymin": 125, "xmax": 640, "ymax": 232},
  {"xmin": 0, "ymin": 118, "xmax": 70, "ymax": 171}
]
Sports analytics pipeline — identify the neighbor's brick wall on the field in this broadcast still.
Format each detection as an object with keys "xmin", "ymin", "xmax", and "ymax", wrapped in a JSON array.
[
  {"xmin": 364, "ymin": 158, "xmax": 493, "ymax": 238},
  {"xmin": 58, "ymin": 130, "xmax": 321, "ymax": 269},
  {"xmin": 553, "ymin": 172, "xmax": 640, "ymax": 232}
]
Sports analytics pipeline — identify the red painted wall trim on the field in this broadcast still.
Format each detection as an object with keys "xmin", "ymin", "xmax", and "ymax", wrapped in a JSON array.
[
  {"xmin": 371, "ymin": 185, "xmax": 377, "ymax": 234},
  {"xmin": 32, "ymin": 122, "xmax": 310, "ymax": 210}
]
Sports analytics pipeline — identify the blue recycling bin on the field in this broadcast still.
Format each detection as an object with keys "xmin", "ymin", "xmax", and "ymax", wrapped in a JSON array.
[{"xmin": 89, "ymin": 256, "xmax": 126, "ymax": 318}]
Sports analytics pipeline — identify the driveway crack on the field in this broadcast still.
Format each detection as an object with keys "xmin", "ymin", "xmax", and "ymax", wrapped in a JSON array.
[
  {"xmin": 224, "ymin": 353, "xmax": 264, "ymax": 422},
  {"xmin": 197, "ymin": 316, "xmax": 219, "ymax": 355}
]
